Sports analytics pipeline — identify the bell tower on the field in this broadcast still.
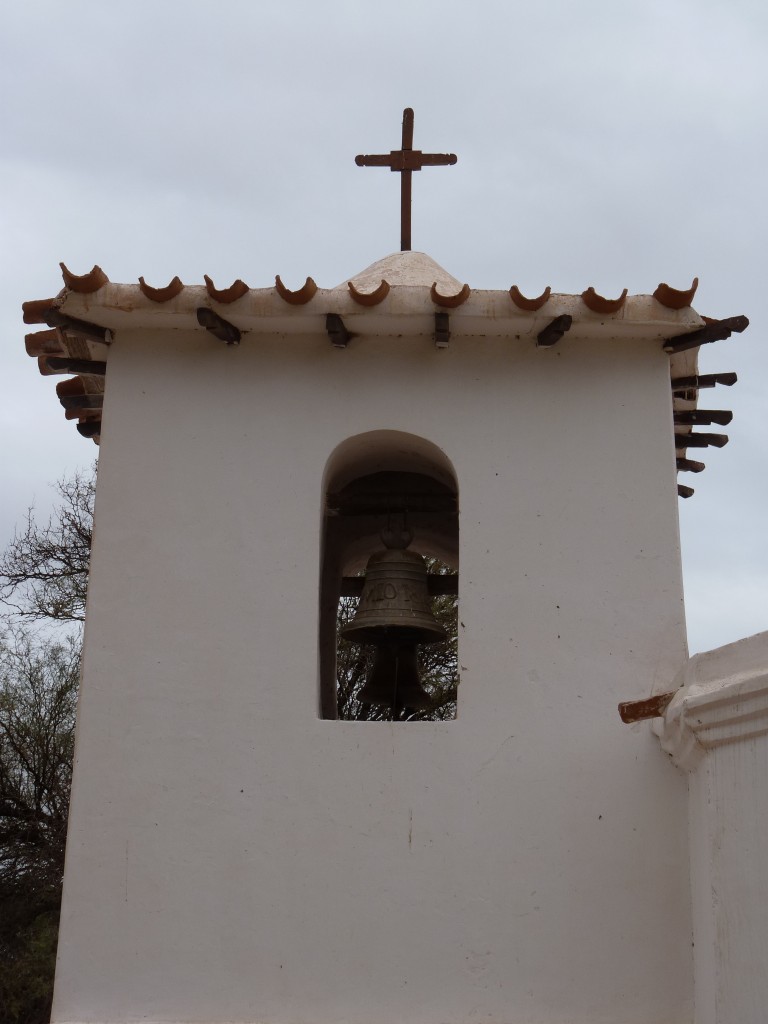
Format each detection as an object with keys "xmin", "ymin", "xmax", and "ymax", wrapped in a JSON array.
[{"xmin": 21, "ymin": 111, "xmax": 760, "ymax": 1024}]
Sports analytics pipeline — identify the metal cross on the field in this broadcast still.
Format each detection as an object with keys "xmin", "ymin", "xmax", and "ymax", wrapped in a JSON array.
[{"xmin": 355, "ymin": 108, "xmax": 457, "ymax": 252}]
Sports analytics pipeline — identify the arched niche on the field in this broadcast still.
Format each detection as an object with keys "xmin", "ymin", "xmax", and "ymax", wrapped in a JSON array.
[{"xmin": 318, "ymin": 430, "xmax": 459, "ymax": 720}]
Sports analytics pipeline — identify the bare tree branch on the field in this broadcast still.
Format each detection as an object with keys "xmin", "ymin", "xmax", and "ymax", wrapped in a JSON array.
[
  {"xmin": 0, "ymin": 469, "xmax": 91, "ymax": 1023},
  {"xmin": 0, "ymin": 468, "xmax": 95, "ymax": 626}
]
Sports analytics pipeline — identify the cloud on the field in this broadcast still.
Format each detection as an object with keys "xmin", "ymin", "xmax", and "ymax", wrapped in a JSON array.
[{"xmin": 2, "ymin": 0, "xmax": 766, "ymax": 658}]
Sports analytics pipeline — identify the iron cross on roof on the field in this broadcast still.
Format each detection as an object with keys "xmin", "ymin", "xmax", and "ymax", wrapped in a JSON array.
[{"xmin": 355, "ymin": 108, "xmax": 457, "ymax": 252}]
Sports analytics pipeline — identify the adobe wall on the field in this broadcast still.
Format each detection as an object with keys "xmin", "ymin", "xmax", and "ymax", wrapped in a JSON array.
[
  {"xmin": 54, "ymin": 327, "xmax": 692, "ymax": 1024},
  {"xmin": 659, "ymin": 630, "xmax": 768, "ymax": 1024}
]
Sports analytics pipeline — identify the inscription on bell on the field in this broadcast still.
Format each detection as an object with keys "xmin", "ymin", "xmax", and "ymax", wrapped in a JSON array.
[
  {"xmin": 369, "ymin": 582, "xmax": 399, "ymax": 603},
  {"xmin": 368, "ymin": 581, "xmax": 422, "ymax": 604},
  {"xmin": 341, "ymin": 546, "xmax": 446, "ymax": 646}
]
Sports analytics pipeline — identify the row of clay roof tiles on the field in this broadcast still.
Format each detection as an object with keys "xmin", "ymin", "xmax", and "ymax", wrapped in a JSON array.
[
  {"xmin": 23, "ymin": 264, "xmax": 749, "ymax": 506},
  {"xmin": 56, "ymin": 263, "xmax": 701, "ymax": 314}
]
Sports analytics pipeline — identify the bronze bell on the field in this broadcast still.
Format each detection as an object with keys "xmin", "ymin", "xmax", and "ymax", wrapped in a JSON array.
[{"xmin": 341, "ymin": 538, "xmax": 446, "ymax": 709}]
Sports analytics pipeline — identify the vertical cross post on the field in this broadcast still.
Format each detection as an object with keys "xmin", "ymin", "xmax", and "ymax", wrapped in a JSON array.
[
  {"xmin": 400, "ymin": 108, "xmax": 415, "ymax": 252},
  {"xmin": 355, "ymin": 108, "xmax": 457, "ymax": 252}
]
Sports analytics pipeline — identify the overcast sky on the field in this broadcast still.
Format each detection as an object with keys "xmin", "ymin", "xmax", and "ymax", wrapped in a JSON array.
[{"xmin": 1, "ymin": 0, "xmax": 765, "ymax": 656}]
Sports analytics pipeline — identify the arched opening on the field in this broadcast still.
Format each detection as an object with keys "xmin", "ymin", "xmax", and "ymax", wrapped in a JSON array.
[{"xmin": 319, "ymin": 431, "xmax": 459, "ymax": 720}]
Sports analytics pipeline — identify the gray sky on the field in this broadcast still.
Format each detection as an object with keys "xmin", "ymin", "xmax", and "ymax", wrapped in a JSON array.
[{"xmin": 1, "ymin": 0, "xmax": 765, "ymax": 655}]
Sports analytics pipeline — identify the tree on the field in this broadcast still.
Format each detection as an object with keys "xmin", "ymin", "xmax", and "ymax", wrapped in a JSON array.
[
  {"xmin": 0, "ymin": 466, "xmax": 94, "ymax": 1024},
  {"xmin": 0, "ymin": 633, "xmax": 79, "ymax": 1024},
  {"xmin": 0, "ymin": 469, "xmax": 93, "ymax": 628}
]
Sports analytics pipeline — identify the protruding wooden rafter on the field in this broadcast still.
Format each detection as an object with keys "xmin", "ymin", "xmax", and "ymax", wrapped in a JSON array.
[
  {"xmin": 59, "ymin": 393, "xmax": 103, "ymax": 411},
  {"xmin": 674, "ymin": 410, "xmax": 733, "ymax": 427},
  {"xmin": 326, "ymin": 314, "xmax": 351, "ymax": 348},
  {"xmin": 44, "ymin": 310, "xmax": 112, "ymax": 344},
  {"xmin": 676, "ymin": 458, "xmax": 705, "ymax": 473},
  {"xmin": 76, "ymin": 421, "xmax": 101, "ymax": 439},
  {"xmin": 671, "ymin": 372, "xmax": 737, "ymax": 392},
  {"xmin": 537, "ymin": 314, "xmax": 572, "ymax": 348},
  {"xmin": 663, "ymin": 315, "xmax": 749, "ymax": 354},
  {"xmin": 618, "ymin": 691, "xmax": 676, "ymax": 723},
  {"xmin": 196, "ymin": 308, "xmax": 241, "ymax": 346},
  {"xmin": 674, "ymin": 433, "xmax": 729, "ymax": 449},
  {"xmin": 39, "ymin": 357, "xmax": 107, "ymax": 377},
  {"xmin": 434, "ymin": 312, "xmax": 450, "ymax": 349}
]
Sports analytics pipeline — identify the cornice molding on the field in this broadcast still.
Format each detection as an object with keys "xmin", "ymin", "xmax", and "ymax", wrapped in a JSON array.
[{"xmin": 657, "ymin": 632, "xmax": 768, "ymax": 770}]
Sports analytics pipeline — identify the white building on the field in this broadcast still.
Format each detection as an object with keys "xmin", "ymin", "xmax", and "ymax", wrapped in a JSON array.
[{"xmin": 23, "ymin": 243, "xmax": 766, "ymax": 1023}]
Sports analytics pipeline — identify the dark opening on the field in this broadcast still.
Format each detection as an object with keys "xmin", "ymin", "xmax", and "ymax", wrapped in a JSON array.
[{"xmin": 319, "ymin": 468, "xmax": 459, "ymax": 721}]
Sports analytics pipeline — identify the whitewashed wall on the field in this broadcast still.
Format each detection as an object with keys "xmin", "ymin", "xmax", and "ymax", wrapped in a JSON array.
[
  {"xmin": 54, "ymin": 327, "xmax": 692, "ymax": 1024},
  {"xmin": 659, "ymin": 631, "xmax": 768, "ymax": 1024}
]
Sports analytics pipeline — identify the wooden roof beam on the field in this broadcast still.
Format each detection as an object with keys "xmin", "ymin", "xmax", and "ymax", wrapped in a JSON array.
[
  {"xmin": 326, "ymin": 313, "xmax": 351, "ymax": 349},
  {"xmin": 434, "ymin": 312, "xmax": 450, "ymax": 349},
  {"xmin": 671, "ymin": 371, "xmax": 737, "ymax": 391},
  {"xmin": 39, "ymin": 356, "xmax": 107, "ymax": 377},
  {"xmin": 676, "ymin": 458, "xmax": 706, "ymax": 473},
  {"xmin": 537, "ymin": 314, "xmax": 572, "ymax": 348},
  {"xmin": 674, "ymin": 433, "xmax": 729, "ymax": 449},
  {"xmin": 45, "ymin": 310, "xmax": 112, "ymax": 345},
  {"xmin": 196, "ymin": 308, "xmax": 241, "ymax": 346},
  {"xmin": 674, "ymin": 410, "xmax": 733, "ymax": 427},
  {"xmin": 663, "ymin": 316, "xmax": 748, "ymax": 354}
]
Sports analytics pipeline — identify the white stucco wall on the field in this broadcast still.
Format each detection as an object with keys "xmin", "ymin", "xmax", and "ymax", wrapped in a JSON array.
[
  {"xmin": 53, "ymin": 327, "xmax": 692, "ymax": 1024},
  {"xmin": 659, "ymin": 631, "xmax": 768, "ymax": 1024}
]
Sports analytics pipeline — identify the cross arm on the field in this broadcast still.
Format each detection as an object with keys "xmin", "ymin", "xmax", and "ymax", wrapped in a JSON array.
[
  {"xmin": 416, "ymin": 153, "xmax": 457, "ymax": 167},
  {"xmin": 355, "ymin": 154, "xmax": 396, "ymax": 167},
  {"xmin": 355, "ymin": 151, "xmax": 458, "ymax": 171}
]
